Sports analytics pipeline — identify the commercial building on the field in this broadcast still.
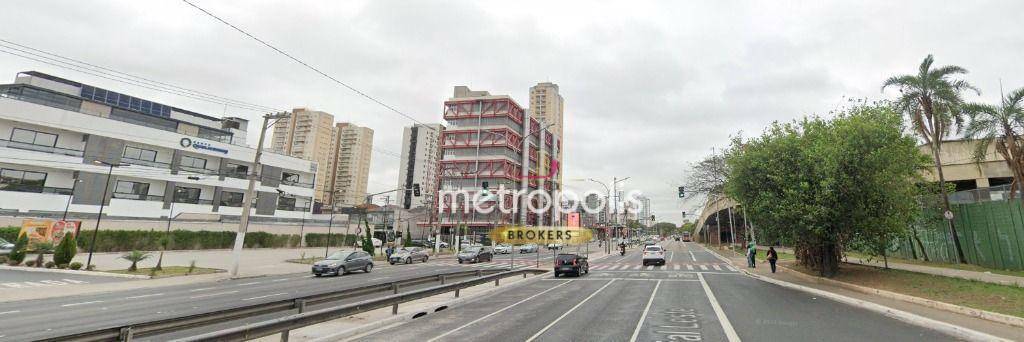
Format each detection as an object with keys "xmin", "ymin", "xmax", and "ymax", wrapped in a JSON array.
[
  {"xmin": 327, "ymin": 122, "xmax": 373, "ymax": 208},
  {"xmin": 919, "ymin": 139, "xmax": 1016, "ymax": 201},
  {"xmin": 271, "ymin": 107, "xmax": 336, "ymax": 205},
  {"xmin": 397, "ymin": 123, "xmax": 443, "ymax": 210},
  {"xmin": 431, "ymin": 86, "xmax": 561, "ymax": 238},
  {"xmin": 0, "ymin": 71, "xmax": 316, "ymax": 219}
]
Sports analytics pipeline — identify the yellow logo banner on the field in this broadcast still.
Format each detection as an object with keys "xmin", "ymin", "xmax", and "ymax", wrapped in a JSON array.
[{"xmin": 490, "ymin": 226, "xmax": 593, "ymax": 245}]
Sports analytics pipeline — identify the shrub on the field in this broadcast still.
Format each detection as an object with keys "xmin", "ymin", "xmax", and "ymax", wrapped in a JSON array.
[
  {"xmin": 69, "ymin": 262, "xmax": 82, "ymax": 270},
  {"xmin": 53, "ymin": 233, "xmax": 77, "ymax": 265},
  {"xmin": 32, "ymin": 242, "xmax": 55, "ymax": 268},
  {"xmin": 0, "ymin": 255, "xmax": 6, "ymax": 264},
  {"xmin": 121, "ymin": 250, "xmax": 152, "ymax": 272},
  {"xmin": 57, "ymin": 263, "xmax": 68, "ymax": 269},
  {"xmin": 44, "ymin": 261, "xmax": 55, "ymax": 268},
  {"xmin": 25, "ymin": 260, "xmax": 36, "ymax": 267},
  {"xmin": 9, "ymin": 234, "xmax": 28, "ymax": 264}
]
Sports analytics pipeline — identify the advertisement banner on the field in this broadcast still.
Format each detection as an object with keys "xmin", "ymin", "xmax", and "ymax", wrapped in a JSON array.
[
  {"xmin": 567, "ymin": 213, "xmax": 580, "ymax": 227},
  {"xmin": 490, "ymin": 226, "xmax": 592, "ymax": 245},
  {"xmin": 19, "ymin": 219, "xmax": 80, "ymax": 246}
]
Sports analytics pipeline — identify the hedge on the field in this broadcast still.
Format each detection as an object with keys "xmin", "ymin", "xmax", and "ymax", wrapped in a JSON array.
[{"xmin": 0, "ymin": 227, "xmax": 304, "ymax": 253}]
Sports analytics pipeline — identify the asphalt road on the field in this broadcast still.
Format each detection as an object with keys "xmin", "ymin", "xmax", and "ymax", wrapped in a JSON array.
[
  {"xmin": 0, "ymin": 268, "xmax": 130, "ymax": 289},
  {"xmin": 355, "ymin": 241, "xmax": 955, "ymax": 342}
]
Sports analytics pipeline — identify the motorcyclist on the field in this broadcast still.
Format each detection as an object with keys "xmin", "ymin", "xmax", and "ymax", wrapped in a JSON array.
[{"xmin": 618, "ymin": 242, "xmax": 626, "ymax": 255}]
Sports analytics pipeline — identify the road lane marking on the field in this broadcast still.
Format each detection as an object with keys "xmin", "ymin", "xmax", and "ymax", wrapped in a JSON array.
[
  {"xmin": 524, "ymin": 279, "xmax": 617, "ymax": 342},
  {"xmin": 272, "ymin": 278, "xmax": 291, "ymax": 282},
  {"xmin": 427, "ymin": 280, "xmax": 573, "ymax": 342},
  {"xmin": 0, "ymin": 310, "xmax": 21, "ymax": 315},
  {"xmin": 236, "ymin": 282, "xmax": 261, "ymax": 286},
  {"xmin": 689, "ymin": 250, "xmax": 697, "ymax": 261},
  {"xmin": 646, "ymin": 265, "xmax": 654, "ymax": 270},
  {"xmin": 629, "ymin": 280, "xmax": 662, "ymax": 342},
  {"xmin": 697, "ymin": 273, "xmax": 741, "ymax": 342},
  {"xmin": 726, "ymin": 265, "xmax": 737, "ymax": 272},
  {"xmin": 699, "ymin": 265, "xmax": 708, "ymax": 271},
  {"xmin": 126, "ymin": 293, "xmax": 164, "ymax": 299},
  {"xmin": 712, "ymin": 265, "xmax": 722, "ymax": 271},
  {"xmin": 189, "ymin": 290, "xmax": 238, "ymax": 299},
  {"xmin": 242, "ymin": 292, "xmax": 287, "ymax": 301},
  {"xmin": 668, "ymin": 251, "xmax": 674, "ymax": 262},
  {"xmin": 61, "ymin": 300, "xmax": 102, "ymax": 307},
  {"xmin": 189, "ymin": 287, "xmax": 216, "ymax": 292},
  {"xmin": 687, "ymin": 265, "xmax": 694, "ymax": 270},
  {"xmin": 673, "ymin": 265, "xmax": 680, "ymax": 270}
]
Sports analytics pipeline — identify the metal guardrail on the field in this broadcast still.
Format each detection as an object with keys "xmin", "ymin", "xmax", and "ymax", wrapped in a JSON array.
[
  {"xmin": 40, "ymin": 268, "xmax": 544, "ymax": 342},
  {"xmin": 173, "ymin": 268, "xmax": 548, "ymax": 342}
]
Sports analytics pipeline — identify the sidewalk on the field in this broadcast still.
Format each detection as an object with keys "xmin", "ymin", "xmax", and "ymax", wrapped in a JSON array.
[
  {"xmin": 71, "ymin": 247, "xmax": 333, "ymax": 277},
  {"xmin": 707, "ymin": 245, "xmax": 1024, "ymax": 340},
  {"xmin": 755, "ymin": 245, "xmax": 1024, "ymax": 287}
]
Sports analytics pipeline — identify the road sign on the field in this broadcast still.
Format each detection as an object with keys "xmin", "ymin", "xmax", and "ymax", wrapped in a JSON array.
[{"xmin": 944, "ymin": 210, "xmax": 954, "ymax": 220}]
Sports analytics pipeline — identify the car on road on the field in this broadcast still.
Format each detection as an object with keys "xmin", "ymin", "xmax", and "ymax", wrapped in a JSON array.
[
  {"xmin": 0, "ymin": 238, "xmax": 13, "ymax": 255},
  {"xmin": 546, "ymin": 243, "xmax": 563, "ymax": 250},
  {"xmin": 494, "ymin": 244, "xmax": 513, "ymax": 254},
  {"xmin": 389, "ymin": 247, "xmax": 429, "ymax": 264},
  {"xmin": 643, "ymin": 240, "xmax": 657, "ymax": 247},
  {"xmin": 518, "ymin": 244, "xmax": 538, "ymax": 254},
  {"xmin": 312, "ymin": 250, "xmax": 374, "ymax": 276},
  {"xmin": 457, "ymin": 246, "xmax": 494, "ymax": 263},
  {"xmin": 642, "ymin": 245, "xmax": 666, "ymax": 266},
  {"xmin": 553, "ymin": 253, "xmax": 589, "ymax": 277}
]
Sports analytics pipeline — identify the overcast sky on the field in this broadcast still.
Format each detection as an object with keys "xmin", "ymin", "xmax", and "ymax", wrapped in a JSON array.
[{"xmin": 2, "ymin": 1, "xmax": 1023, "ymax": 224}]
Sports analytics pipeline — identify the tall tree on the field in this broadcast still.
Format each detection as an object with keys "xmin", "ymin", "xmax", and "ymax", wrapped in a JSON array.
[
  {"xmin": 882, "ymin": 54, "xmax": 979, "ymax": 264},
  {"xmin": 962, "ymin": 86, "xmax": 1024, "ymax": 198}
]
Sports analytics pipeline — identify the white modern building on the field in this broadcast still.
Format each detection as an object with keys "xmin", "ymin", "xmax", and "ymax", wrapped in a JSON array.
[
  {"xmin": 397, "ymin": 123, "xmax": 443, "ymax": 210},
  {"xmin": 0, "ymin": 71, "xmax": 316, "ymax": 219}
]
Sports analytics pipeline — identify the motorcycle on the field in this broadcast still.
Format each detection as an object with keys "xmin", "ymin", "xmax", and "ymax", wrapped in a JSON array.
[{"xmin": 619, "ymin": 244, "xmax": 626, "ymax": 256}]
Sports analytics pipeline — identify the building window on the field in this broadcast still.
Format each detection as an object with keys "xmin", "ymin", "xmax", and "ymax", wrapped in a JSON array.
[
  {"xmin": 10, "ymin": 128, "xmax": 57, "ymax": 147},
  {"xmin": 277, "ymin": 196, "xmax": 296, "ymax": 211},
  {"xmin": 123, "ymin": 146, "xmax": 158, "ymax": 162},
  {"xmin": 0, "ymin": 168, "xmax": 47, "ymax": 193},
  {"xmin": 173, "ymin": 186, "xmax": 202, "ymax": 204},
  {"xmin": 113, "ymin": 180, "xmax": 150, "ymax": 200},
  {"xmin": 225, "ymin": 163, "xmax": 249, "ymax": 178},
  {"xmin": 281, "ymin": 172, "xmax": 299, "ymax": 186},
  {"xmin": 220, "ymin": 191, "xmax": 245, "ymax": 207},
  {"xmin": 180, "ymin": 155, "xmax": 208, "ymax": 170}
]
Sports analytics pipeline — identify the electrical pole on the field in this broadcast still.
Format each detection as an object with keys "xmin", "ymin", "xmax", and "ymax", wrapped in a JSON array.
[{"xmin": 230, "ymin": 112, "xmax": 289, "ymax": 277}]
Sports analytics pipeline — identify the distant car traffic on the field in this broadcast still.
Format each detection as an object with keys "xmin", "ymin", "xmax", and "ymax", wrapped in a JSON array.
[
  {"xmin": 546, "ymin": 243, "xmax": 563, "ymax": 250},
  {"xmin": 457, "ymin": 246, "xmax": 494, "ymax": 263},
  {"xmin": 518, "ymin": 244, "xmax": 538, "ymax": 254},
  {"xmin": 494, "ymin": 244, "xmax": 513, "ymax": 254},
  {"xmin": 0, "ymin": 237, "xmax": 13, "ymax": 255},
  {"xmin": 312, "ymin": 251, "xmax": 374, "ymax": 276},
  {"xmin": 554, "ymin": 253, "xmax": 589, "ymax": 277},
  {"xmin": 642, "ymin": 245, "xmax": 666, "ymax": 266},
  {"xmin": 389, "ymin": 247, "xmax": 429, "ymax": 265}
]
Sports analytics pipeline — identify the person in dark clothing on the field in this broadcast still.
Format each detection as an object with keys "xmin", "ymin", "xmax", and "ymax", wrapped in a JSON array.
[{"xmin": 767, "ymin": 247, "xmax": 779, "ymax": 273}]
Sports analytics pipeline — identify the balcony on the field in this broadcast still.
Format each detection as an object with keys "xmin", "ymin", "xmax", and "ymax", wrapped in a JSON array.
[
  {"xmin": 0, "ymin": 183, "xmax": 73, "ymax": 195},
  {"xmin": 281, "ymin": 178, "xmax": 314, "ymax": 188},
  {"xmin": 179, "ymin": 165, "xmax": 219, "ymax": 175},
  {"xmin": 112, "ymin": 192, "xmax": 164, "ymax": 201},
  {"xmin": 0, "ymin": 138, "xmax": 84, "ymax": 157},
  {"xmin": 121, "ymin": 156, "xmax": 171, "ymax": 169}
]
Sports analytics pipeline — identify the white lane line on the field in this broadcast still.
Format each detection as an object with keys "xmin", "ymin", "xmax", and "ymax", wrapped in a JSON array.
[
  {"xmin": 524, "ymin": 279, "xmax": 617, "ymax": 342},
  {"xmin": 712, "ymin": 265, "xmax": 722, "ymax": 271},
  {"xmin": 427, "ymin": 280, "xmax": 573, "ymax": 342},
  {"xmin": 687, "ymin": 265, "xmax": 695, "ymax": 271},
  {"xmin": 126, "ymin": 293, "xmax": 164, "ymax": 299},
  {"xmin": 689, "ymin": 250, "xmax": 697, "ymax": 261},
  {"xmin": 673, "ymin": 265, "xmax": 680, "ymax": 270},
  {"xmin": 189, "ymin": 290, "xmax": 238, "ymax": 299},
  {"xmin": 629, "ymin": 280, "xmax": 662, "ymax": 342},
  {"xmin": 242, "ymin": 292, "xmax": 287, "ymax": 301},
  {"xmin": 697, "ymin": 273, "xmax": 741, "ymax": 342},
  {"xmin": 726, "ymin": 265, "xmax": 737, "ymax": 272},
  {"xmin": 0, "ymin": 310, "xmax": 21, "ymax": 315},
  {"xmin": 646, "ymin": 265, "xmax": 654, "ymax": 271},
  {"xmin": 236, "ymin": 282, "xmax": 261, "ymax": 286},
  {"xmin": 699, "ymin": 265, "xmax": 708, "ymax": 271},
  {"xmin": 272, "ymin": 278, "xmax": 291, "ymax": 282},
  {"xmin": 668, "ymin": 251, "xmax": 674, "ymax": 263},
  {"xmin": 189, "ymin": 287, "xmax": 216, "ymax": 292},
  {"xmin": 61, "ymin": 300, "xmax": 102, "ymax": 307}
]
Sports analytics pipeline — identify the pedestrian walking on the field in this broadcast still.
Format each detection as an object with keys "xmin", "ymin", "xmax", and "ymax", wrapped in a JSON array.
[
  {"xmin": 747, "ymin": 241, "xmax": 756, "ymax": 268},
  {"xmin": 767, "ymin": 247, "xmax": 779, "ymax": 273}
]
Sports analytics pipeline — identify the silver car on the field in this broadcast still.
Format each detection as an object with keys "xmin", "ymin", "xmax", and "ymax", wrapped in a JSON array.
[
  {"xmin": 494, "ymin": 244, "xmax": 513, "ymax": 254},
  {"xmin": 0, "ymin": 238, "xmax": 13, "ymax": 255},
  {"xmin": 389, "ymin": 247, "xmax": 429, "ymax": 264},
  {"xmin": 518, "ymin": 244, "xmax": 538, "ymax": 254},
  {"xmin": 312, "ymin": 251, "xmax": 373, "ymax": 276}
]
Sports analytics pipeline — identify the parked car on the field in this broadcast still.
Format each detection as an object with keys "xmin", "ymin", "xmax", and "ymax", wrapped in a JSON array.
[
  {"xmin": 312, "ymin": 251, "xmax": 373, "ymax": 276},
  {"xmin": 642, "ymin": 245, "xmax": 666, "ymax": 266},
  {"xmin": 389, "ymin": 247, "xmax": 429, "ymax": 265},
  {"xmin": 494, "ymin": 244, "xmax": 513, "ymax": 254},
  {"xmin": 546, "ymin": 243, "xmax": 563, "ymax": 250},
  {"xmin": 518, "ymin": 244, "xmax": 538, "ymax": 254},
  {"xmin": 457, "ymin": 246, "xmax": 494, "ymax": 263},
  {"xmin": 554, "ymin": 253, "xmax": 589, "ymax": 277},
  {"xmin": 0, "ymin": 238, "xmax": 13, "ymax": 255},
  {"xmin": 426, "ymin": 240, "xmax": 450, "ymax": 249}
]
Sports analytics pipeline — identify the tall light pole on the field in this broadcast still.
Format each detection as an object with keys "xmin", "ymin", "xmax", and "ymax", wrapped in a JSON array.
[
  {"xmin": 85, "ymin": 160, "xmax": 130, "ymax": 270},
  {"xmin": 61, "ymin": 177, "xmax": 83, "ymax": 221},
  {"xmin": 230, "ymin": 112, "xmax": 290, "ymax": 277}
]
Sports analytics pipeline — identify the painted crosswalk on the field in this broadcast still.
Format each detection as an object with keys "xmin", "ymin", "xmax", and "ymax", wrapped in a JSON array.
[{"xmin": 586, "ymin": 263, "xmax": 738, "ymax": 272}]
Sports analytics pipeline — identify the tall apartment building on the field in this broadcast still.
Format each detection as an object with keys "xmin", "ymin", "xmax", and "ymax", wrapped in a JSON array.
[
  {"xmin": 432, "ymin": 86, "xmax": 561, "ymax": 237},
  {"xmin": 270, "ymin": 107, "xmax": 336, "ymax": 205},
  {"xmin": 529, "ymin": 82, "xmax": 565, "ymax": 200},
  {"xmin": 327, "ymin": 122, "xmax": 373, "ymax": 208},
  {"xmin": 397, "ymin": 124, "xmax": 443, "ymax": 209},
  {"xmin": 0, "ymin": 71, "xmax": 316, "ymax": 219}
]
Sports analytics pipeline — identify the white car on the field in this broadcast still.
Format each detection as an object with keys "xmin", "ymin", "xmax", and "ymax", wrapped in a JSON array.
[
  {"xmin": 494, "ymin": 244, "xmax": 513, "ymax": 254},
  {"xmin": 546, "ymin": 243, "xmax": 563, "ymax": 250},
  {"xmin": 642, "ymin": 245, "xmax": 666, "ymax": 266},
  {"xmin": 518, "ymin": 244, "xmax": 538, "ymax": 253}
]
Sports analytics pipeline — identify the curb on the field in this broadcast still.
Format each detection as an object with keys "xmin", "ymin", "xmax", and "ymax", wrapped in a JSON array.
[
  {"xmin": 316, "ymin": 269, "xmax": 552, "ymax": 342},
  {"xmin": 699, "ymin": 245, "xmax": 1010, "ymax": 342},
  {"xmin": 0, "ymin": 265, "xmax": 150, "ymax": 279}
]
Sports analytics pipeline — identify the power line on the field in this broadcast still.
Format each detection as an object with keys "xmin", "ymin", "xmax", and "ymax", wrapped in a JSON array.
[{"xmin": 179, "ymin": 0, "xmax": 437, "ymax": 132}]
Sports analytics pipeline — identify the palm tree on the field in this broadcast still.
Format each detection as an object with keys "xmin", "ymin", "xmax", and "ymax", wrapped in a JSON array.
[
  {"xmin": 882, "ymin": 54, "xmax": 979, "ymax": 264},
  {"xmin": 121, "ymin": 250, "xmax": 152, "ymax": 272},
  {"xmin": 963, "ymin": 87, "xmax": 1024, "ymax": 199}
]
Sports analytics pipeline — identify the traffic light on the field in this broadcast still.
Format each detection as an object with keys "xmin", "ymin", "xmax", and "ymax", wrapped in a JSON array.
[
  {"xmin": 650, "ymin": 215, "xmax": 655, "ymax": 221},
  {"xmin": 412, "ymin": 183, "xmax": 421, "ymax": 197},
  {"xmin": 482, "ymin": 181, "xmax": 490, "ymax": 190},
  {"xmin": 677, "ymin": 186, "xmax": 685, "ymax": 198}
]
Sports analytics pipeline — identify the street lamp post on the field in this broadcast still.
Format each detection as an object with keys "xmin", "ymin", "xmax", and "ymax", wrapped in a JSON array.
[
  {"xmin": 85, "ymin": 160, "xmax": 129, "ymax": 270},
  {"xmin": 230, "ymin": 112, "xmax": 290, "ymax": 277},
  {"xmin": 62, "ymin": 177, "xmax": 83, "ymax": 221}
]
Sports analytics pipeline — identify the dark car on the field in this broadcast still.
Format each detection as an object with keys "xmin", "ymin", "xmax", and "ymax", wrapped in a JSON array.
[
  {"xmin": 389, "ymin": 247, "xmax": 429, "ymax": 264},
  {"xmin": 312, "ymin": 251, "xmax": 373, "ymax": 276},
  {"xmin": 554, "ymin": 253, "xmax": 589, "ymax": 277},
  {"xmin": 457, "ymin": 246, "xmax": 493, "ymax": 263}
]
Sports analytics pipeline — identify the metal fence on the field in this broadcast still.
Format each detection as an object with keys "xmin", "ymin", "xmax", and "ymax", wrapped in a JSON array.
[
  {"xmin": 894, "ymin": 197, "xmax": 1024, "ymax": 270},
  {"xmin": 948, "ymin": 184, "xmax": 1021, "ymax": 204}
]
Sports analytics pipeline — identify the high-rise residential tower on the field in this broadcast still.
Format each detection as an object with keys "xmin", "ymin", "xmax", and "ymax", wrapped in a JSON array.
[
  {"xmin": 327, "ymin": 122, "xmax": 373, "ymax": 208},
  {"xmin": 270, "ymin": 107, "xmax": 336, "ymax": 204},
  {"xmin": 397, "ymin": 124, "xmax": 443, "ymax": 209},
  {"xmin": 529, "ymin": 82, "xmax": 565, "ymax": 197}
]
